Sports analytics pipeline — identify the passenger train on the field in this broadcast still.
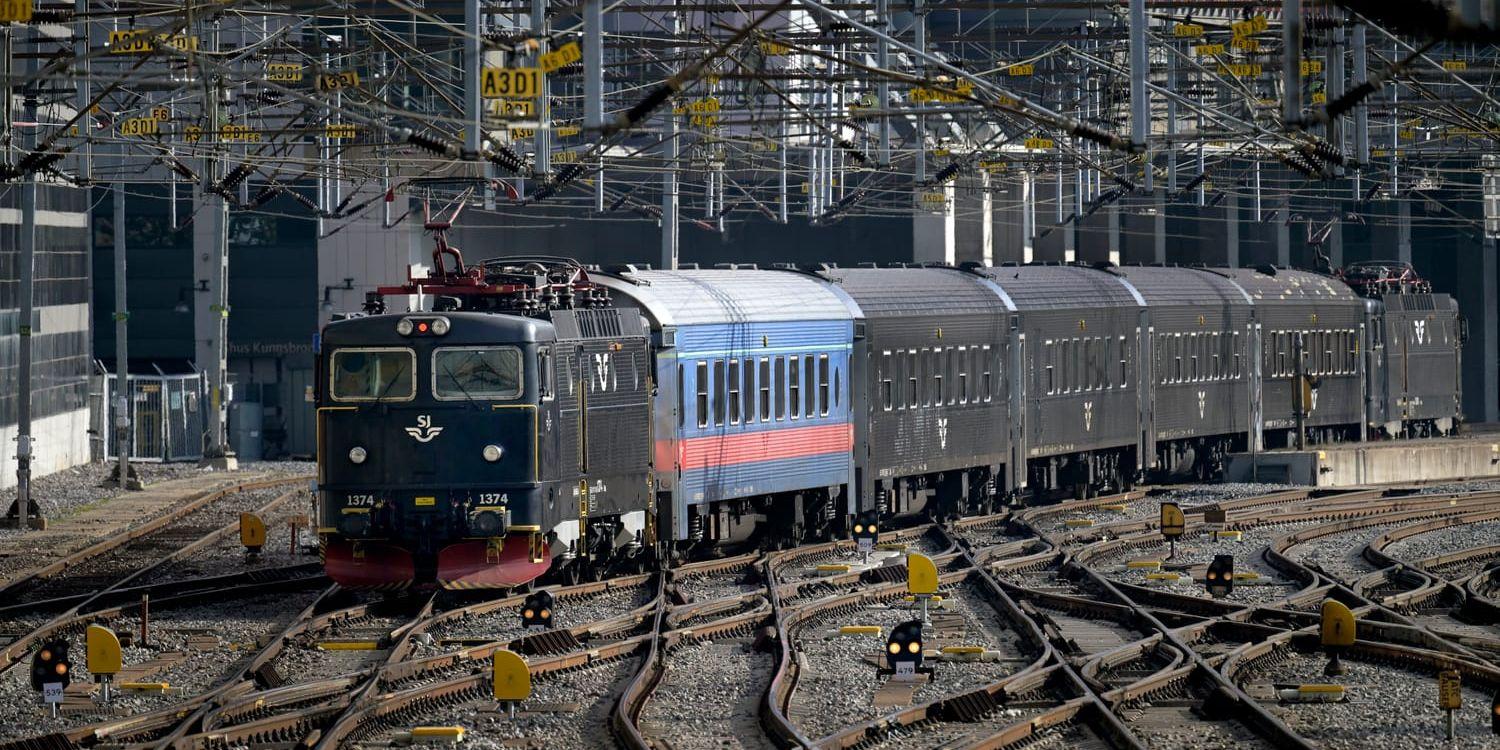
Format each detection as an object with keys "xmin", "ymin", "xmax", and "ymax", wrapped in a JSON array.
[{"xmin": 314, "ymin": 239, "xmax": 1462, "ymax": 590}]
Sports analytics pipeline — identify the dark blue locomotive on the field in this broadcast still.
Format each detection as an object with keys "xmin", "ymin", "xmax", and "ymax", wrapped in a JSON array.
[{"xmin": 316, "ymin": 235, "xmax": 1462, "ymax": 590}]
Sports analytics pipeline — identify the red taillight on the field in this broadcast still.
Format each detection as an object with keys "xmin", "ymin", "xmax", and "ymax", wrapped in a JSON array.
[{"xmin": 417, "ymin": 322, "xmax": 429, "ymax": 333}]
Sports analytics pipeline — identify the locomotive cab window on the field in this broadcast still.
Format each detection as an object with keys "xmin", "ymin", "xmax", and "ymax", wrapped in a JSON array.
[
  {"xmin": 331, "ymin": 348, "xmax": 416, "ymax": 402},
  {"xmin": 433, "ymin": 347, "xmax": 523, "ymax": 400}
]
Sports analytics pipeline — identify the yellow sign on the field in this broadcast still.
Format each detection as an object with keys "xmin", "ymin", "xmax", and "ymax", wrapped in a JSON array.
[
  {"xmin": 1024, "ymin": 137, "xmax": 1054, "ymax": 150},
  {"xmin": 1159, "ymin": 502, "xmax": 1185, "ymax": 538},
  {"xmin": 0, "ymin": 0, "xmax": 31, "ymax": 22},
  {"xmin": 994, "ymin": 95, "xmax": 1018, "ymax": 107},
  {"xmin": 1230, "ymin": 37, "xmax": 1259, "ymax": 52},
  {"xmin": 108, "ymin": 30, "xmax": 199, "ymax": 55},
  {"xmin": 751, "ymin": 138, "xmax": 779, "ymax": 152},
  {"xmin": 978, "ymin": 159, "xmax": 1008, "ymax": 172},
  {"xmin": 1219, "ymin": 63, "xmax": 1263, "ymax": 78},
  {"xmin": 906, "ymin": 552, "xmax": 938, "ymax": 596},
  {"xmin": 910, "ymin": 80, "xmax": 973, "ymax": 104},
  {"xmin": 482, "ymin": 67, "xmax": 542, "ymax": 98},
  {"xmin": 119, "ymin": 117, "xmax": 159, "ymax": 137},
  {"xmin": 933, "ymin": 147, "xmax": 950, "ymax": 157},
  {"xmin": 1311, "ymin": 92, "xmax": 1327, "ymax": 104},
  {"xmin": 1301, "ymin": 60, "xmax": 1323, "ymax": 76},
  {"xmin": 539, "ymin": 41, "xmax": 581, "ymax": 73},
  {"xmin": 1399, "ymin": 128, "xmax": 1417, "ymax": 140},
  {"xmin": 86, "ymin": 624, "xmax": 122, "ymax": 676},
  {"xmin": 325, "ymin": 124, "xmax": 357, "ymax": 140},
  {"xmin": 266, "ymin": 62, "xmax": 303, "ymax": 82},
  {"xmin": 314, "ymin": 70, "xmax": 361, "ymax": 92},
  {"xmin": 689, "ymin": 114, "xmax": 720, "ymax": 129},
  {"xmin": 688, "ymin": 97, "xmax": 720, "ymax": 114},
  {"xmin": 759, "ymin": 40, "xmax": 790, "ymax": 56},
  {"xmin": 221, "ymin": 124, "xmax": 261, "ymax": 143},
  {"xmin": 183, "ymin": 125, "xmax": 202, "ymax": 143},
  {"xmin": 552, "ymin": 150, "xmax": 580, "ymax": 164},
  {"xmin": 150, "ymin": 106, "xmax": 170, "ymax": 121},
  {"xmin": 492, "ymin": 649, "xmax": 531, "ymax": 701},
  {"xmin": 240, "ymin": 512, "xmax": 266, "ymax": 549},
  {"xmin": 1230, "ymin": 15, "xmax": 1269, "ymax": 37},
  {"xmin": 1007, "ymin": 63, "xmax": 1034, "ymax": 76},
  {"xmin": 1195, "ymin": 43, "xmax": 1226, "ymax": 56},
  {"xmin": 1442, "ymin": 60, "xmax": 1468, "ymax": 72},
  {"xmin": 1173, "ymin": 23, "xmax": 1203, "ymax": 38},
  {"xmin": 1438, "ymin": 669, "xmax": 1462, "ymax": 710},
  {"xmin": 1319, "ymin": 599, "xmax": 1356, "ymax": 647}
]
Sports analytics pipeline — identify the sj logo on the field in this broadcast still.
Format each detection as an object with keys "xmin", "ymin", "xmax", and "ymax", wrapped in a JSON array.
[
  {"xmin": 405, "ymin": 414, "xmax": 443, "ymax": 442},
  {"xmin": 593, "ymin": 352, "xmax": 612, "ymax": 391},
  {"xmin": 1083, "ymin": 401, "xmax": 1094, "ymax": 432},
  {"xmin": 937, "ymin": 417, "xmax": 949, "ymax": 449}
]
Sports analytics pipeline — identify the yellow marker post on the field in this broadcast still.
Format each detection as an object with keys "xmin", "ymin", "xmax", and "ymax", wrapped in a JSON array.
[
  {"xmin": 492, "ymin": 648, "xmax": 530, "ymax": 717},
  {"xmin": 1160, "ymin": 502, "xmax": 1186, "ymax": 559},
  {"xmin": 240, "ymin": 512, "xmax": 266, "ymax": 554},
  {"xmin": 1320, "ymin": 599, "xmax": 1356, "ymax": 676},
  {"xmin": 839, "ymin": 625, "xmax": 881, "ymax": 636},
  {"xmin": 1439, "ymin": 669, "xmax": 1462, "ymax": 740},
  {"xmin": 86, "ymin": 624, "xmax": 122, "ymax": 704},
  {"xmin": 907, "ymin": 553, "xmax": 939, "ymax": 625},
  {"xmin": 411, "ymin": 727, "xmax": 466, "ymax": 744}
]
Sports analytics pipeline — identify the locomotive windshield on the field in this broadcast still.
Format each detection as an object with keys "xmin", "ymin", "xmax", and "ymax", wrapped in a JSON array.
[
  {"xmin": 330, "ymin": 347, "xmax": 416, "ymax": 401},
  {"xmin": 433, "ymin": 346, "xmax": 523, "ymax": 400}
]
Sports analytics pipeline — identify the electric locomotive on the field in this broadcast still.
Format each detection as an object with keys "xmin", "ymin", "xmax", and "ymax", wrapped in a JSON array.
[{"xmin": 316, "ymin": 226, "xmax": 653, "ymax": 590}]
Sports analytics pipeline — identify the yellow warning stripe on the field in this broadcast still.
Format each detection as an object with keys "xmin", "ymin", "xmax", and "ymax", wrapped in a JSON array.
[
  {"xmin": 318, "ymin": 641, "xmax": 381, "ymax": 650},
  {"xmin": 840, "ymin": 625, "xmax": 881, "ymax": 635}
]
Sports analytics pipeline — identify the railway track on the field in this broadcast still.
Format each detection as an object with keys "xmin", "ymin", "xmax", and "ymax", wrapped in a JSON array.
[{"xmin": 7, "ymin": 481, "xmax": 1500, "ymax": 748}]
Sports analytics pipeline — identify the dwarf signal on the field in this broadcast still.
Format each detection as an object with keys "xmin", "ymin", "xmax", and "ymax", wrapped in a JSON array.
[
  {"xmin": 521, "ymin": 590, "xmax": 554, "ymax": 631},
  {"xmin": 1204, "ymin": 555, "xmax": 1233, "ymax": 598},
  {"xmin": 881, "ymin": 620, "xmax": 930, "ymax": 681},
  {"xmin": 852, "ymin": 511, "xmax": 878, "ymax": 561}
]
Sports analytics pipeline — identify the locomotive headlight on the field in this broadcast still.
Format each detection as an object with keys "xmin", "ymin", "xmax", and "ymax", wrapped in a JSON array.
[
  {"xmin": 396, "ymin": 318, "xmax": 414, "ymax": 336},
  {"xmin": 348, "ymin": 446, "xmax": 368, "ymax": 464},
  {"xmin": 470, "ymin": 509, "xmax": 505, "ymax": 536},
  {"xmin": 431, "ymin": 317, "xmax": 451, "ymax": 335},
  {"xmin": 482, "ymin": 444, "xmax": 504, "ymax": 462}
]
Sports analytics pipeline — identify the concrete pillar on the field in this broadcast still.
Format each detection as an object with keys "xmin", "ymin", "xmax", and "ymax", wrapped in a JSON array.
[
  {"xmin": 1022, "ymin": 171, "xmax": 1035, "ymax": 263},
  {"xmin": 979, "ymin": 171, "xmax": 994, "ymax": 265},
  {"xmin": 1154, "ymin": 190, "xmax": 1166, "ymax": 263},
  {"xmin": 912, "ymin": 184, "xmax": 955, "ymax": 263},
  {"xmin": 1397, "ymin": 199, "xmax": 1412, "ymax": 263},
  {"xmin": 1226, "ymin": 193, "xmax": 1240, "ymax": 268}
]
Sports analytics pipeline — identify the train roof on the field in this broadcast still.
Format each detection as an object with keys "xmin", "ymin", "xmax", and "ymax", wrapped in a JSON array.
[
  {"xmin": 1112, "ymin": 266, "xmax": 1253, "ymax": 306},
  {"xmin": 828, "ymin": 267, "xmax": 1010, "ymax": 317},
  {"xmin": 593, "ymin": 269, "xmax": 861, "ymax": 327},
  {"xmin": 975, "ymin": 264, "xmax": 1144, "ymax": 310},
  {"xmin": 1218, "ymin": 267, "xmax": 1360, "ymax": 303},
  {"xmin": 321, "ymin": 311, "xmax": 551, "ymax": 346}
]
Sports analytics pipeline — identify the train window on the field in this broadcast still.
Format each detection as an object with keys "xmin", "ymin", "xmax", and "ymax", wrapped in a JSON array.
[
  {"xmin": 728, "ymin": 360, "xmax": 742, "ymax": 425},
  {"xmin": 1233, "ymin": 332, "xmax": 1242, "ymax": 379},
  {"xmin": 1119, "ymin": 336, "xmax": 1128, "ymax": 387},
  {"xmin": 904, "ymin": 350, "xmax": 917, "ymax": 408},
  {"xmin": 818, "ymin": 354, "xmax": 830, "ymax": 416},
  {"xmin": 433, "ymin": 347, "xmax": 523, "ymax": 401},
  {"xmin": 1324, "ymin": 334, "xmax": 1334, "ymax": 374},
  {"xmin": 743, "ymin": 358, "xmax": 754, "ymax": 423},
  {"xmin": 760, "ymin": 358, "xmax": 772, "ymax": 421},
  {"xmin": 1171, "ymin": 334, "xmax": 1182, "ymax": 384},
  {"xmin": 1275, "ymin": 333, "xmax": 1287, "ymax": 378},
  {"xmin": 982, "ymin": 345, "xmax": 994, "ymax": 402},
  {"xmin": 834, "ymin": 364, "xmax": 841, "ymax": 409},
  {"xmin": 1044, "ymin": 340, "xmax": 1055, "ymax": 395},
  {"xmin": 881, "ymin": 351, "xmax": 893, "ymax": 411},
  {"xmin": 789, "ymin": 356, "xmax": 801, "ymax": 419},
  {"xmin": 712, "ymin": 360, "xmax": 725, "ymax": 426},
  {"xmin": 775, "ymin": 356, "xmax": 786, "ymax": 420},
  {"xmin": 538, "ymin": 347, "xmax": 554, "ymax": 401},
  {"xmin": 956, "ymin": 347, "xmax": 968, "ymax": 404},
  {"xmin": 331, "ymin": 347, "xmax": 416, "ymax": 402},
  {"xmin": 680, "ymin": 364, "xmax": 688, "ymax": 428},
  {"xmin": 805, "ymin": 354, "xmax": 817, "ymax": 417},
  {"xmin": 933, "ymin": 348, "xmax": 945, "ymax": 405}
]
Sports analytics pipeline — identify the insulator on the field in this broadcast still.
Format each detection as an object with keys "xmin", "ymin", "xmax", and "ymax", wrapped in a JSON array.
[
  {"xmin": 487, "ymin": 145, "xmax": 526, "ymax": 174},
  {"xmin": 404, "ymin": 129, "xmax": 458, "ymax": 158},
  {"xmin": 1308, "ymin": 140, "xmax": 1346, "ymax": 166},
  {"xmin": 619, "ymin": 84, "xmax": 674, "ymax": 130},
  {"xmin": 1071, "ymin": 121, "xmax": 1122, "ymax": 149},
  {"xmin": 931, "ymin": 162, "xmax": 961, "ymax": 184},
  {"xmin": 248, "ymin": 185, "xmax": 281, "ymax": 208},
  {"xmin": 836, "ymin": 138, "xmax": 869, "ymax": 165},
  {"xmin": 1179, "ymin": 172, "xmax": 1207, "ymax": 195},
  {"xmin": 217, "ymin": 163, "xmax": 253, "ymax": 192},
  {"xmin": 1112, "ymin": 175, "xmax": 1138, "ymax": 192},
  {"xmin": 1325, "ymin": 81, "xmax": 1376, "ymax": 120}
]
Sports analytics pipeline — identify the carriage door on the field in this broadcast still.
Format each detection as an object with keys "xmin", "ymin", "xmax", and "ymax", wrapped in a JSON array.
[{"xmin": 1008, "ymin": 329, "xmax": 1027, "ymax": 492}]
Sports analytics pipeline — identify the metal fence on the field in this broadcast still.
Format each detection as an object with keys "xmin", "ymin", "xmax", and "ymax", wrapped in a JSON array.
[{"xmin": 94, "ymin": 369, "xmax": 206, "ymax": 462}]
